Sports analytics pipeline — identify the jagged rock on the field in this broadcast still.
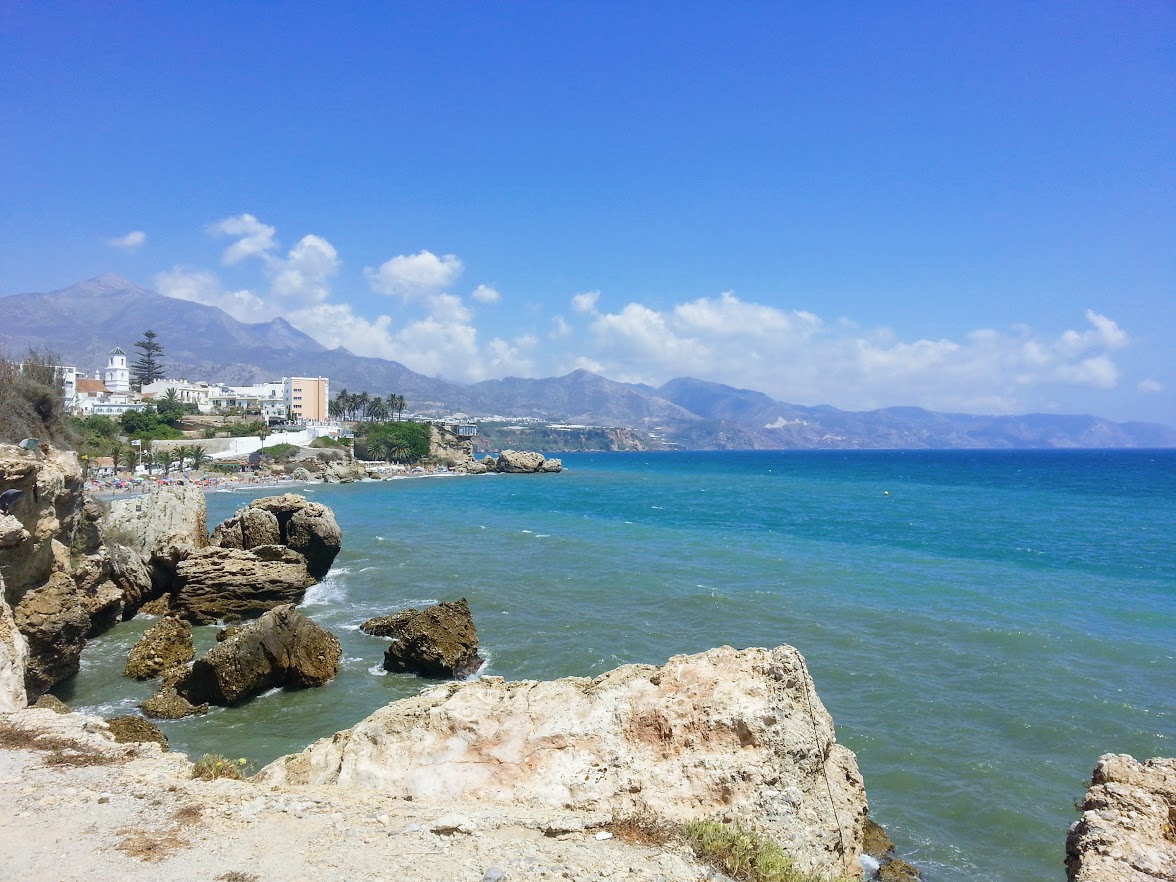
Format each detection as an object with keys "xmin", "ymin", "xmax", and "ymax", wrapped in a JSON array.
[
  {"xmin": 106, "ymin": 484, "xmax": 208, "ymax": 590},
  {"xmin": 290, "ymin": 466, "xmax": 313, "ymax": 481},
  {"xmin": 12, "ymin": 571, "xmax": 89, "ymax": 701},
  {"xmin": 210, "ymin": 506, "xmax": 281, "ymax": 550},
  {"xmin": 863, "ymin": 817, "xmax": 895, "ymax": 858},
  {"xmin": 141, "ymin": 684, "xmax": 207, "ymax": 719},
  {"xmin": 1066, "ymin": 754, "xmax": 1176, "ymax": 882},
  {"xmin": 0, "ymin": 577, "xmax": 29, "ymax": 712},
  {"xmin": 171, "ymin": 545, "xmax": 316, "ymax": 625},
  {"xmin": 138, "ymin": 595, "xmax": 171, "ymax": 616},
  {"xmin": 217, "ymin": 625, "xmax": 244, "ymax": 642},
  {"xmin": 107, "ymin": 715, "xmax": 169, "ymax": 750},
  {"xmin": 31, "ymin": 693, "xmax": 70, "ymax": 713},
  {"xmin": 461, "ymin": 460, "xmax": 490, "ymax": 475},
  {"xmin": 258, "ymin": 644, "xmax": 868, "ymax": 878},
  {"xmin": 0, "ymin": 446, "xmax": 85, "ymax": 601},
  {"xmin": 107, "ymin": 543, "xmax": 157, "ymax": 618},
  {"xmin": 124, "ymin": 616, "xmax": 195, "ymax": 679},
  {"xmin": 71, "ymin": 551, "xmax": 123, "ymax": 636},
  {"xmin": 879, "ymin": 859, "xmax": 920, "ymax": 881},
  {"xmin": 78, "ymin": 496, "xmax": 105, "ymax": 554},
  {"xmin": 540, "ymin": 457, "xmax": 563, "ymax": 473},
  {"xmin": 495, "ymin": 450, "xmax": 547, "ymax": 473},
  {"xmin": 364, "ymin": 598, "xmax": 483, "ymax": 679},
  {"xmin": 177, "ymin": 604, "xmax": 342, "ymax": 706},
  {"xmin": 211, "ymin": 494, "xmax": 341, "ymax": 580}
]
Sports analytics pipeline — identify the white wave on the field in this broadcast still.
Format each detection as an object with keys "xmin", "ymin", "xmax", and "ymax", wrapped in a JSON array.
[
  {"xmin": 301, "ymin": 576, "xmax": 348, "ymax": 607},
  {"xmin": 520, "ymin": 529, "xmax": 534, "ymax": 534},
  {"xmin": 368, "ymin": 664, "xmax": 389, "ymax": 677}
]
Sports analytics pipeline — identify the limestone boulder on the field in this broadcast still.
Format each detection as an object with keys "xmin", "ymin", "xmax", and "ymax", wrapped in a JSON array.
[
  {"xmin": 12, "ymin": 571, "xmax": 89, "ymax": 700},
  {"xmin": 106, "ymin": 484, "xmax": 208, "ymax": 590},
  {"xmin": 258, "ymin": 644, "xmax": 868, "ymax": 879},
  {"xmin": 0, "ymin": 578, "xmax": 29, "ymax": 712},
  {"xmin": 141, "ymin": 683, "xmax": 207, "ymax": 720},
  {"xmin": 290, "ymin": 466, "xmax": 313, "ymax": 481},
  {"xmin": 461, "ymin": 460, "xmax": 490, "ymax": 475},
  {"xmin": 540, "ymin": 457, "xmax": 563, "ymax": 473},
  {"xmin": 78, "ymin": 495, "xmax": 105, "ymax": 554},
  {"xmin": 495, "ymin": 449, "xmax": 547, "ymax": 473},
  {"xmin": 363, "ymin": 598, "xmax": 483, "ymax": 679},
  {"xmin": 107, "ymin": 543, "xmax": 157, "ymax": 618},
  {"xmin": 0, "ymin": 445, "xmax": 85, "ymax": 601},
  {"xmin": 124, "ymin": 616, "xmax": 194, "ymax": 679},
  {"xmin": 171, "ymin": 545, "xmax": 315, "ymax": 625},
  {"xmin": 210, "ymin": 506, "xmax": 280, "ymax": 550},
  {"xmin": 107, "ymin": 715, "xmax": 169, "ymax": 750},
  {"xmin": 71, "ymin": 550, "xmax": 123, "ymax": 636},
  {"xmin": 1066, "ymin": 754, "xmax": 1176, "ymax": 882},
  {"xmin": 178, "ymin": 604, "xmax": 342, "ymax": 706},
  {"xmin": 211, "ymin": 494, "xmax": 341, "ymax": 580}
]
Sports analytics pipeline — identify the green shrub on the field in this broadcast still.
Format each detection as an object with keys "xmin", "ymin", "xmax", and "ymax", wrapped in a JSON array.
[
  {"xmin": 257, "ymin": 442, "xmax": 298, "ymax": 459},
  {"xmin": 684, "ymin": 820, "xmax": 839, "ymax": 882},
  {"xmin": 191, "ymin": 754, "xmax": 248, "ymax": 781}
]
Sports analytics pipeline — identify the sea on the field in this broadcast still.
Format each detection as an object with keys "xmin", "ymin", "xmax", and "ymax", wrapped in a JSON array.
[{"xmin": 59, "ymin": 450, "xmax": 1175, "ymax": 882}]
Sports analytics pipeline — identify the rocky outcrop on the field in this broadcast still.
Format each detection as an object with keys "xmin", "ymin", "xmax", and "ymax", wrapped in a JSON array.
[
  {"xmin": 211, "ymin": 494, "xmax": 341, "ymax": 580},
  {"xmin": 70, "ymin": 550, "xmax": 124, "ymax": 636},
  {"xmin": 12, "ymin": 571, "xmax": 89, "ymax": 700},
  {"xmin": 258, "ymin": 644, "xmax": 868, "ymax": 878},
  {"xmin": 483, "ymin": 450, "xmax": 564, "ymax": 474},
  {"xmin": 429, "ymin": 423, "xmax": 475, "ymax": 466},
  {"xmin": 0, "ymin": 576, "xmax": 29, "ymax": 712},
  {"xmin": 124, "ymin": 616, "xmax": 195, "ymax": 679},
  {"xmin": 178, "ymin": 604, "xmax": 342, "ymax": 706},
  {"xmin": 1066, "ymin": 754, "xmax": 1176, "ymax": 882},
  {"xmin": 106, "ymin": 714, "xmax": 169, "ymax": 749},
  {"xmin": 171, "ymin": 545, "xmax": 316, "ymax": 625},
  {"xmin": 105, "ymin": 542, "xmax": 156, "ymax": 617},
  {"xmin": 106, "ymin": 484, "xmax": 208, "ymax": 590},
  {"xmin": 363, "ymin": 598, "xmax": 483, "ymax": 679}
]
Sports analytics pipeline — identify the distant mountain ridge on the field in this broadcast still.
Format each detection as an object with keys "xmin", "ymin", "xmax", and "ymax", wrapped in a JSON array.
[{"xmin": 3, "ymin": 275, "xmax": 1173, "ymax": 449}]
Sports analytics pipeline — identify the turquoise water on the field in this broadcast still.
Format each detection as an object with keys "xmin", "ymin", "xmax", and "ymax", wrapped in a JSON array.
[{"xmin": 61, "ymin": 450, "xmax": 1176, "ymax": 881}]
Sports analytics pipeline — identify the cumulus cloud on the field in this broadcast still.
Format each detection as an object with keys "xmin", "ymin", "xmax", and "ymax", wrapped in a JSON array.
[
  {"xmin": 108, "ymin": 230, "xmax": 147, "ymax": 253},
  {"xmin": 564, "ymin": 292, "xmax": 1134, "ymax": 414},
  {"xmin": 471, "ymin": 284, "xmax": 501, "ymax": 304},
  {"xmin": 1138, "ymin": 378, "xmax": 1163, "ymax": 394},
  {"xmin": 572, "ymin": 290, "xmax": 600, "ymax": 313},
  {"xmin": 364, "ymin": 250, "xmax": 463, "ymax": 300},
  {"xmin": 154, "ymin": 266, "xmax": 272, "ymax": 323},
  {"xmin": 207, "ymin": 214, "xmax": 277, "ymax": 265}
]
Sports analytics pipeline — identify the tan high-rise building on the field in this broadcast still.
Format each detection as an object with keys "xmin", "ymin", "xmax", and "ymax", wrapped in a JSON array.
[{"xmin": 284, "ymin": 376, "xmax": 329, "ymax": 422}]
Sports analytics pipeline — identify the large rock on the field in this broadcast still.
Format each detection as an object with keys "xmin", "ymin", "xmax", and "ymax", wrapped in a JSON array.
[
  {"xmin": 106, "ymin": 715, "xmax": 169, "ymax": 749},
  {"xmin": 1066, "ymin": 754, "xmax": 1176, "ymax": 882},
  {"xmin": 71, "ymin": 550, "xmax": 124, "ymax": 636},
  {"xmin": 258, "ymin": 644, "xmax": 868, "ymax": 878},
  {"xmin": 12, "ymin": 571, "xmax": 89, "ymax": 700},
  {"xmin": 363, "ymin": 598, "xmax": 483, "ymax": 679},
  {"xmin": 495, "ymin": 449, "xmax": 548, "ymax": 473},
  {"xmin": 0, "ymin": 577, "xmax": 29, "ymax": 712},
  {"xmin": 171, "ymin": 545, "xmax": 315, "ymax": 625},
  {"xmin": 178, "ymin": 604, "xmax": 342, "ymax": 706},
  {"xmin": 212, "ymin": 494, "xmax": 341, "ymax": 580},
  {"xmin": 106, "ymin": 484, "xmax": 208, "ymax": 590},
  {"xmin": 106, "ymin": 543, "xmax": 157, "ymax": 618},
  {"xmin": 124, "ymin": 616, "xmax": 194, "ymax": 679}
]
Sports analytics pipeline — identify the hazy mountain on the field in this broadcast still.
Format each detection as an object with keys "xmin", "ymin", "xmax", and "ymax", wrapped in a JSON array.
[{"xmin": 3, "ymin": 275, "xmax": 1173, "ymax": 449}]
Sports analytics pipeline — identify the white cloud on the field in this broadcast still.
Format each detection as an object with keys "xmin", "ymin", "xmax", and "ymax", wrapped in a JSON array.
[
  {"xmin": 364, "ymin": 250, "xmax": 463, "ymax": 300},
  {"xmin": 471, "ymin": 284, "xmax": 501, "ymax": 304},
  {"xmin": 564, "ymin": 295, "xmax": 1135, "ymax": 414},
  {"xmin": 1138, "ymin": 378, "xmax": 1163, "ymax": 394},
  {"xmin": 269, "ymin": 234, "xmax": 339, "ymax": 307},
  {"xmin": 154, "ymin": 266, "xmax": 272, "ymax": 323},
  {"xmin": 550, "ymin": 315, "xmax": 571, "ymax": 338},
  {"xmin": 572, "ymin": 290, "xmax": 600, "ymax": 313},
  {"xmin": 207, "ymin": 214, "xmax": 277, "ymax": 265},
  {"xmin": 108, "ymin": 230, "xmax": 147, "ymax": 253}
]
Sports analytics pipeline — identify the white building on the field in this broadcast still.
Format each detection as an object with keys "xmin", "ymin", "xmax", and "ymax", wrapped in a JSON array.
[
  {"xmin": 140, "ymin": 379, "xmax": 214, "ymax": 412},
  {"xmin": 208, "ymin": 381, "xmax": 288, "ymax": 420},
  {"xmin": 102, "ymin": 347, "xmax": 130, "ymax": 394}
]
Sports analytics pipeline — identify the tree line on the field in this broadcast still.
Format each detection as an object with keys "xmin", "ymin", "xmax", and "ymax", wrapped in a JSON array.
[{"xmin": 328, "ymin": 389, "xmax": 406, "ymax": 422}]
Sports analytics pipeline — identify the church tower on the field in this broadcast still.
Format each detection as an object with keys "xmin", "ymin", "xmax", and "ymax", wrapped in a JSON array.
[{"xmin": 103, "ymin": 346, "xmax": 130, "ymax": 394}]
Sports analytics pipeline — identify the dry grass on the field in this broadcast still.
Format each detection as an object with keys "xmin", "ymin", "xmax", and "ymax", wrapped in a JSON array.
[
  {"xmin": 609, "ymin": 815, "xmax": 679, "ymax": 847},
  {"xmin": 191, "ymin": 753, "xmax": 248, "ymax": 780},
  {"xmin": 115, "ymin": 828, "xmax": 190, "ymax": 863},
  {"xmin": 216, "ymin": 873, "xmax": 259, "ymax": 882},
  {"xmin": 173, "ymin": 804, "xmax": 203, "ymax": 826},
  {"xmin": 684, "ymin": 820, "xmax": 852, "ymax": 882},
  {"xmin": 0, "ymin": 721, "xmax": 129, "ymax": 767}
]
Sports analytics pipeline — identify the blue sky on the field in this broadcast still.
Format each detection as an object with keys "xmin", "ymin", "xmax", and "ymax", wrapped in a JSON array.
[{"xmin": 2, "ymin": 2, "xmax": 1173, "ymax": 423}]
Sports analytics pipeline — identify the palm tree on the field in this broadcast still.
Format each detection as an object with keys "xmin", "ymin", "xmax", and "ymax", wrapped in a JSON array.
[
  {"xmin": 162, "ymin": 388, "xmax": 180, "ymax": 407},
  {"xmin": 174, "ymin": 445, "xmax": 192, "ymax": 472},
  {"xmin": 395, "ymin": 394, "xmax": 406, "ymax": 422},
  {"xmin": 258, "ymin": 422, "xmax": 271, "ymax": 447},
  {"xmin": 109, "ymin": 442, "xmax": 129, "ymax": 474},
  {"xmin": 356, "ymin": 391, "xmax": 371, "ymax": 422},
  {"xmin": 367, "ymin": 398, "xmax": 388, "ymax": 422},
  {"xmin": 363, "ymin": 437, "xmax": 389, "ymax": 462},
  {"xmin": 189, "ymin": 445, "xmax": 208, "ymax": 471}
]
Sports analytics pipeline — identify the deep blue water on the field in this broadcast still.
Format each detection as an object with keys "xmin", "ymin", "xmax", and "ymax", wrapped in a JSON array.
[{"xmin": 64, "ymin": 449, "xmax": 1176, "ymax": 881}]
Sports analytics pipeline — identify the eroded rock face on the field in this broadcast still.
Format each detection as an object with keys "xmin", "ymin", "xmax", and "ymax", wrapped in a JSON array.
[
  {"xmin": 495, "ymin": 450, "xmax": 548, "ymax": 473},
  {"xmin": 178, "ymin": 604, "xmax": 342, "ymax": 706},
  {"xmin": 124, "ymin": 616, "xmax": 194, "ymax": 680},
  {"xmin": 258, "ymin": 644, "xmax": 868, "ymax": 878},
  {"xmin": 71, "ymin": 550, "xmax": 124, "ymax": 636},
  {"xmin": 0, "ymin": 577, "xmax": 29, "ymax": 712},
  {"xmin": 171, "ymin": 545, "xmax": 315, "ymax": 625},
  {"xmin": 1066, "ymin": 754, "xmax": 1176, "ymax": 882},
  {"xmin": 12, "ymin": 571, "xmax": 89, "ymax": 700},
  {"xmin": 106, "ymin": 543, "xmax": 157, "ymax": 618},
  {"xmin": 106, "ymin": 484, "xmax": 208, "ymax": 590},
  {"xmin": 107, "ymin": 715, "xmax": 169, "ymax": 750},
  {"xmin": 211, "ymin": 494, "xmax": 341, "ymax": 580},
  {"xmin": 363, "ymin": 598, "xmax": 483, "ymax": 679}
]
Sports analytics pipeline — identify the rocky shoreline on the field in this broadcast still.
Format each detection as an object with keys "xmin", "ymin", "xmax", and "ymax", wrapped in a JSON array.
[{"xmin": 2, "ymin": 440, "xmax": 1173, "ymax": 881}]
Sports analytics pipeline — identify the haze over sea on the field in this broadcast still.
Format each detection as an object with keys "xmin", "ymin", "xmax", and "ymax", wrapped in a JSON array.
[{"xmin": 65, "ymin": 450, "xmax": 1175, "ymax": 881}]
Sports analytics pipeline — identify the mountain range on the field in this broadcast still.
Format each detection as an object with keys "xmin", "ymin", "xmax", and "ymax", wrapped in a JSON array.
[{"xmin": 3, "ymin": 275, "xmax": 1173, "ymax": 449}]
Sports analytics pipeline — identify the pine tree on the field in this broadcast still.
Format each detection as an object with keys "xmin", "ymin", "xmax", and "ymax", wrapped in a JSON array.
[{"xmin": 130, "ymin": 330, "xmax": 165, "ymax": 391}]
